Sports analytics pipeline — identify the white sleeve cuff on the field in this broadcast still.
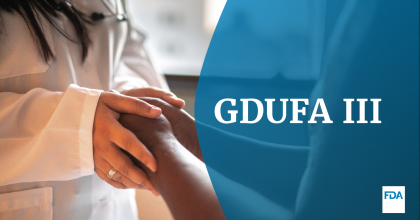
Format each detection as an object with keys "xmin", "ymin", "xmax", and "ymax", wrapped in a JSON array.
[{"xmin": 65, "ymin": 84, "xmax": 102, "ymax": 177}]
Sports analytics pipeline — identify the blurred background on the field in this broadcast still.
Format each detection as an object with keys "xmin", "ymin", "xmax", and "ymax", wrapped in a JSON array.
[
  {"xmin": 126, "ymin": 0, "xmax": 226, "ymax": 121},
  {"xmin": 127, "ymin": 0, "xmax": 227, "ymax": 76},
  {"xmin": 126, "ymin": 0, "xmax": 226, "ymax": 219}
]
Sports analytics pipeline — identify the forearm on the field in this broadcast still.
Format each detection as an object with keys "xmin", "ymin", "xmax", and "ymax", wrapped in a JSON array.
[
  {"xmin": 0, "ymin": 85, "xmax": 100, "ymax": 185},
  {"xmin": 119, "ymin": 114, "xmax": 225, "ymax": 220},
  {"xmin": 149, "ymin": 141, "xmax": 223, "ymax": 220}
]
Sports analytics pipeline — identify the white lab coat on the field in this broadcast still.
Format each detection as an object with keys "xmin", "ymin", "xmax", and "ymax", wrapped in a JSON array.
[{"xmin": 0, "ymin": 0, "xmax": 168, "ymax": 219}]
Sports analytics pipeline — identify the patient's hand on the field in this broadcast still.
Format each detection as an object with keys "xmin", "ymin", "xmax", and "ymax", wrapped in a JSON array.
[
  {"xmin": 118, "ymin": 113, "xmax": 180, "ymax": 184},
  {"xmin": 137, "ymin": 97, "xmax": 203, "ymax": 161},
  {"xmin": 119, "ymin": 114, "xmax": 225, "ymax": 220},
  {"xmin": 119, "ymin": 113, "xmax": 175, "ymax": 155}
]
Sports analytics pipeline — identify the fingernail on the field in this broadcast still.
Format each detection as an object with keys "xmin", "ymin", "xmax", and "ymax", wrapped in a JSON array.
[
  {"xmin": 150, "ymin": 106, "xmax": 162, "ymax": 114},
  {"xmin": 175, "ymin": 99, "xmax": 185, "ymax": 107},
  {"xmin": 147, "ymin": 162, "xmax": 157, "ymax": 172},
  {"xmin": 172, "ymin": 97, "xmax": 184, "ymax": 102},
  {"xmin": 153, "ymin": 189, "xmax": 160, "ymax": 196},
  {"xmin": 152, "ymin": 165, "xmax": 157, "ymax": 173},
  {"xmin": 152, "ymin": 106, "xmax": 161, "ymax": 111}
]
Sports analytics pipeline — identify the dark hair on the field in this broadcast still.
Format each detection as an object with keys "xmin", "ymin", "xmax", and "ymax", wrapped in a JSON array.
[{"xmin": 0, "ymin": 0, "xmax": 91, "ymax": 62}]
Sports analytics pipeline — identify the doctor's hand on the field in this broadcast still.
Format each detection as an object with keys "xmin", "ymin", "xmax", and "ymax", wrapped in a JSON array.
[
  {"xmin": 92, "ymin": 91, "xmax": 159, "ymax": 195},
  {"xmin": 121, "ymin": 87, "xmax": 185, "ymax": 109}
]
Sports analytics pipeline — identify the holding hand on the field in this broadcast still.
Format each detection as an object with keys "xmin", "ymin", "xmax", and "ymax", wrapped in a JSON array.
[
  {"xmin": 138, "ymin": 97, "xmax": 203, "ymax": 162},
  {"xmin": 93, "ymin": 91, "xmax": 161, "ymax": 194}
]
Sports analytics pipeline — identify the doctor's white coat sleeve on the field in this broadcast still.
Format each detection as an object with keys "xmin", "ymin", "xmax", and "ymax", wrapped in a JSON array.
[
  {"xmin": 113, "ymin": 23, "xmax": 169, "ymax": 92},
  {"xmin": 0, "ymin": 85, "xmax": 101, "ymax": 186}
]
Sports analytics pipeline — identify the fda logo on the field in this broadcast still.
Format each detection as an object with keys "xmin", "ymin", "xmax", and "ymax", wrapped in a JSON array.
[{"xmin": 382, "ymin": 186, "xmax": 405, "ymax": 213}]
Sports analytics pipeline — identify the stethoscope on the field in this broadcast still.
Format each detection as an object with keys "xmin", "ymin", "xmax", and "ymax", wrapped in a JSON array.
[{"xmin": 58, "ymin": 0, "xmax": 127, "ymax": 22}]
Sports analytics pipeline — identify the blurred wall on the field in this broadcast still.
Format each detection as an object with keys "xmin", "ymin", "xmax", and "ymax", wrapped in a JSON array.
[
  {"xmin": 127, "ymin": 0, "xmax": 212, "ymax": 75},
  {"xmin": 166, "ymin": 76, "xmax": 199, "ymax": 117}
]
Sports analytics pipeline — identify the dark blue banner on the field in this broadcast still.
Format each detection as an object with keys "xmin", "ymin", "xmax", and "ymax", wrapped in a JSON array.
[{"xmin": 195, "ymin": 0, "xmax": 419, "ymax": 219}]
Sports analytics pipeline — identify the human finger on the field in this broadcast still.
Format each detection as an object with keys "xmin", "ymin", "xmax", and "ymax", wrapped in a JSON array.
[
  {"xmin": 102, "ymin": 143, "xmax": 159, "ymax": 195},
  {"xmin": 108, "ymin": 119, "xmax": 157, "ymax": 172},
  {"xmin": 95, "ymin": 157, "xmax": 146, "ymax": 189},
  {"xmin": 101, "ymin": 92, "xmax": 162, "ymax": 118},
  {"xmin": 128, "ymin": 87, "xmax": 185, "ymax": 108},
  {"xmin": 95, "ymin": 167, "xmax": 128, "ymax": 189}
]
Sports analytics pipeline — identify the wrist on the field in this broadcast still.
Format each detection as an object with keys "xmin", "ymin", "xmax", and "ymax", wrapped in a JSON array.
[{"xmin": 178, "ymin": 119, "xmax": 202, "ymax": 161}]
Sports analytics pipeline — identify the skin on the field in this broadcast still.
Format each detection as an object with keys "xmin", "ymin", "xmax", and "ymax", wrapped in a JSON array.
[
  {"xmin": 92, "ymin": 87, "xmax": 185, "ymax": 195},
  {"xmin": 135, "ymin": 97, "xmax": 308, "ymax": 210},
  {"xmin": 137, "ymin": 97, "xmax": 203, "ymax": 161},
  {"xmin": 119, "ymin": 113, "xmax": 226, "ymax": 220},
  {"xmin": 118, "ymin": 98, "xmax": 296, "ymax": 219}
]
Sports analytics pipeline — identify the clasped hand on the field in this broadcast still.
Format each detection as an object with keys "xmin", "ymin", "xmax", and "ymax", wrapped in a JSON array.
[{"xmin": 92, "ymin": 87, "xmax": 184, "ymax": 195}]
